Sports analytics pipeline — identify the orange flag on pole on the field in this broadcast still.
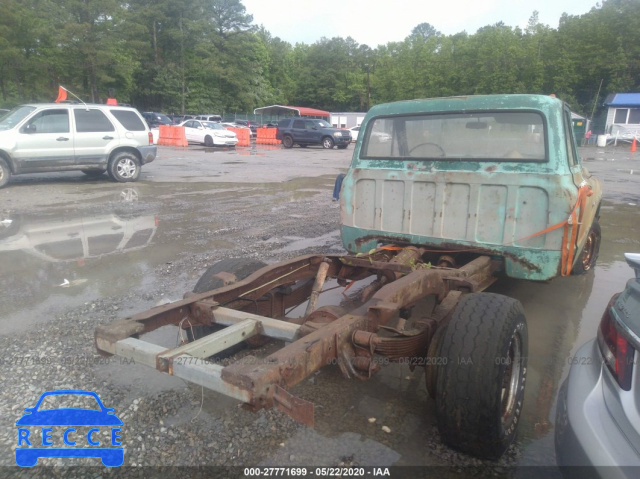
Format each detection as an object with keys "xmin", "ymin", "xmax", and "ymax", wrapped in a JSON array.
[{"xmin": 55, "ymin": 86, "xmax": 67, "ymax": 103}]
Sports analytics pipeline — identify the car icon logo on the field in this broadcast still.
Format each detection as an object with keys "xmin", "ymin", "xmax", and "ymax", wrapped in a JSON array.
[{"xmin": 15, "ymin": 390, "xmax": 124, "ymax": 467}]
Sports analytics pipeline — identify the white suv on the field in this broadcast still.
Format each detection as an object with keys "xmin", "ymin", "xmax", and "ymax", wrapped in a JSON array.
[{"xmin": 0, "ymin": 103, "xmax": 156, "ymax": 188}]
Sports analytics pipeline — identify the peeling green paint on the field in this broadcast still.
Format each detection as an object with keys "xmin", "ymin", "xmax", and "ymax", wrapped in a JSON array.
[{"xmin": 340, "ymin": 94, "xmax": 602, "ymax": 281}]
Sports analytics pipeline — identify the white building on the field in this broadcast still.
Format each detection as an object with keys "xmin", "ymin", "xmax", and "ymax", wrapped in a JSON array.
[
  {"xmin": 330, "ymin": 112, "xmax": 366, "ymax": 129},
  {"xmin": 603, "ymin": 93, "xmax": 640, "ymax": 140}
]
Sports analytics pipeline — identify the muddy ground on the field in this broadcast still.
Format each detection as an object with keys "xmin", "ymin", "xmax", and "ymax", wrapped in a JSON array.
[{"xmin": 0, "ymin": 142, "xmax": 638, "ymax": 476}]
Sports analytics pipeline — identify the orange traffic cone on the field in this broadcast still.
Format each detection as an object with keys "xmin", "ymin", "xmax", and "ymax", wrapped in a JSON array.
[{"xmin": 632, "ymin": 137, "xmax": 637, "ymax": 153}]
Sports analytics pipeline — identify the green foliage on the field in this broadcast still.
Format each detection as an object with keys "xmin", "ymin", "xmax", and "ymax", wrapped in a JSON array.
[{"xmin": 0, "ymin": 0, "xmax": 638, "ymax": 121}]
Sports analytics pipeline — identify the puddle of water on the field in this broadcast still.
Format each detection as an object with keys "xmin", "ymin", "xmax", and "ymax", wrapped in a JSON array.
[
  {"xmin": 274, "ymin": 231, "xmax": 342, "ymax": 254},
  {"xmin": 0, "ymin": 178, "xmax": 341, "ymax": 334}
]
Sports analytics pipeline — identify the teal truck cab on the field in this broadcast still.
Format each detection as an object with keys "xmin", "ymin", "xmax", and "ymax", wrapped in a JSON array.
[{"xmin": 95, "ymin": 95, "xmax": 601, "ymax": 461}]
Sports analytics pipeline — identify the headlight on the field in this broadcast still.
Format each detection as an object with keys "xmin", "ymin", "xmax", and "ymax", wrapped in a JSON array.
[{"xmin": 333, "ymin": 132, "xmax": 343, "ymax": 137}]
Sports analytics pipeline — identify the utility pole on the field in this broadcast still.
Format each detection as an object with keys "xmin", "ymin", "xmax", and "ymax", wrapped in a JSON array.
[{"xmin": 365, "ymin": 64, "xmax": 371, "ymax": 111}]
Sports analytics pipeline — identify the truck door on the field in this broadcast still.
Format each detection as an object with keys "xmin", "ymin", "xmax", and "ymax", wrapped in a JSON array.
[
  {"xmin": 563, "ymin": 107, "xmax": 601, "ymax": 255},
  {"xmin": 292, "ymin": 119, "xmax": 306, "ymax": 143},
  {"xmin": 305, "ymin": 119, "xmax": 322, "ymax": 143}
]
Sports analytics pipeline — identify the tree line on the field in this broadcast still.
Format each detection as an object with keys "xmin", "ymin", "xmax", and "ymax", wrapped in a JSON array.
[{"xmin": 0, "ymin": 0, "xmax": 638, "ymax": 126}]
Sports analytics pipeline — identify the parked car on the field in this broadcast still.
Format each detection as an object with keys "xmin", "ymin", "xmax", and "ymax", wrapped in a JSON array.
[
  {"xmin": 555, "ymin": 252, "xmax": 640, "ymax": 475},
  {"xmin": 234, "ymin": 120, "xmax": 260, "ymax": 133},
  {"xmin": 276, "ymin": 117, "xmax": 351, "ymax": 149},
  {"xmin": 348, "ymin": 125, "xmax": 360, "ymax": 142},
  {"xmin": 141, "ymin": 111, "xmax": 173, "ymax": 128},
  {"xmin": 0, "ymin": 103, "xmax": 156, "ymax": 188},
  {"xmin": 179, "ymin": 119, "xmax": 238, "ymax": 147},
  {"xmin": 195, "ymin": 114, "xmax": 222, "ymax": 123},
  {"xmin": 222, "ymin": 122, "xmax": 255, "ymax": 138}
]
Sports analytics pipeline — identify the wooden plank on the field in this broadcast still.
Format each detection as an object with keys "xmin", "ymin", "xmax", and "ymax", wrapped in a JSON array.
[
  {"xmin": 161, "ymin": 319, "xmax": 259, "ymax": 360},
  {"xmin": 171, "ymin": 355, "xmax": 251, "ymax": 403},
  {"xmin": 210, "ymin": 307, "xmax": 301, "ymax": 341},
  {"xmin": 114, "ymin": 338, "xmax": 167, "ymax": 368},
  {"xmin": 107, "ymin": 338, "xmax": 252, "ymax": 404}
]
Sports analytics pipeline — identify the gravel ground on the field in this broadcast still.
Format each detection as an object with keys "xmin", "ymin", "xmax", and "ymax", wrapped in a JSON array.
[{"xmin": 0, "ymin": 172, "xmax": 342, "ymax": 471}]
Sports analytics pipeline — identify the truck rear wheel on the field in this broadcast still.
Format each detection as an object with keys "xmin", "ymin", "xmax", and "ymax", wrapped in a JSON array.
[
  {"xmin": 571, "ymin": 220, "xmax": 600, "ymax": 275},
  {"xmin": 187, "ymin": 259, "xmax": 267, "ymax": 351},
  {"xmin": 435, "ymin": 292, "xmax": 528, "ymax": 459}
]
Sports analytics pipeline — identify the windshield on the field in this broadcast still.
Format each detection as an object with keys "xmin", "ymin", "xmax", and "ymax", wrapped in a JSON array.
[
  {"xmin": 362, "ymin": 111, "xmax": 546, "ymax": 162},
  {"xmin": 311, "ymin": 120, "xmax": 331, "ymax": 128},
  {"xmin": 203, "ymin": 122, "xmax": 225, "ymax": 130},
  {"xmin": 0, "ymin": 106, "xmax": 36, "ymax": 131}
]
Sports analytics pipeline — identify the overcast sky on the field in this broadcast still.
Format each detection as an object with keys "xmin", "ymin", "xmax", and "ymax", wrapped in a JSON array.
[{"xmin": 242, "ymin": 0, "xmax": 601, "ymax": 47}]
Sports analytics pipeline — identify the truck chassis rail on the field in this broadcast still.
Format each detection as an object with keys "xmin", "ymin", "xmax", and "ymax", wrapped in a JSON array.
[{"xmin": 95, "ymin": 251, "xmax": 497, "ymax": 426}]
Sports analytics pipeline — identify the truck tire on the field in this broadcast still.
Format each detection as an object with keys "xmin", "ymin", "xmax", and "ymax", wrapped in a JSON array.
[
  {"xmin": 435, "ymin": 292, "xmax": 528, "ymax": 460},
  {"xmin": 282, "ymin": 135, "xmax": 294, "ymax": 149},
  {"xmin": 108, "ymin": 152, "xmax": 141, "ymax": 182},
  {"xmin": 322, "ymin": 137, "xmax": 335, "ymax": 149},
  {"xmin": 187, "ymin": 259, "xmax": 267, "ymax": 350},
  {"xmin": 571, "ymin": 220, "xmax": 600, "ymax": 275},
  {"xmin": 193, "ymin": 258, "xmax": 267, "ymax": 294},
  {"xmin": 0, "ymin": 158, "xmax": 10, "ymax": 188}
]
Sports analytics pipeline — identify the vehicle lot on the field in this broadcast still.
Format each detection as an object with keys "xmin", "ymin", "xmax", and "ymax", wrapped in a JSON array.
[{"xmin": 0, "ymin": 142, "xmax": 638, "ymax": 472}]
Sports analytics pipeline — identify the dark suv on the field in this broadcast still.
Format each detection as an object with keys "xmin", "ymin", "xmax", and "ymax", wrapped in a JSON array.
[
  {"xmin": 276, "ymin": 118, "xmax": 351, "ymax": 149},
  {"xmin": 142, "ymin": 112, "xmax": 173, "ymax": 128}
]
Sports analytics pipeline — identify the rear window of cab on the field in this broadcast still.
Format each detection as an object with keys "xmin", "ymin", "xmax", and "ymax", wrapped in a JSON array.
[{"xmin": 361, "ymin": 111, "xmax": 547, "ymax": 162}]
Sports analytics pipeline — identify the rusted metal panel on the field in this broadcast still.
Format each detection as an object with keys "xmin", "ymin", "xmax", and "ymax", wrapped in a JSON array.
[
  {"xmin": 221, "ymin": 313, "xmax": 371, "ymax": 394},
  {"xmin": 273, "ymin": 385, "xmax": 314, "ymax": 427}
]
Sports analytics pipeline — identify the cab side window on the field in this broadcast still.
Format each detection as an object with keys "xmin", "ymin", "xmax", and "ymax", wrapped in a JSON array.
[
  {"xmin": 74, "ymin": 108, "xmax": 115, "ymax": 133},
  {"xmin": 563, "ymin": 109, "xmax": 579, "ymax": 167},
  {"xmin": 293, "ymin": 120, "xmax": 304, "ymax": 129},
  {"xmin": 23, "ymin": 109, "xmax": 69, "ymax": 134}
]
